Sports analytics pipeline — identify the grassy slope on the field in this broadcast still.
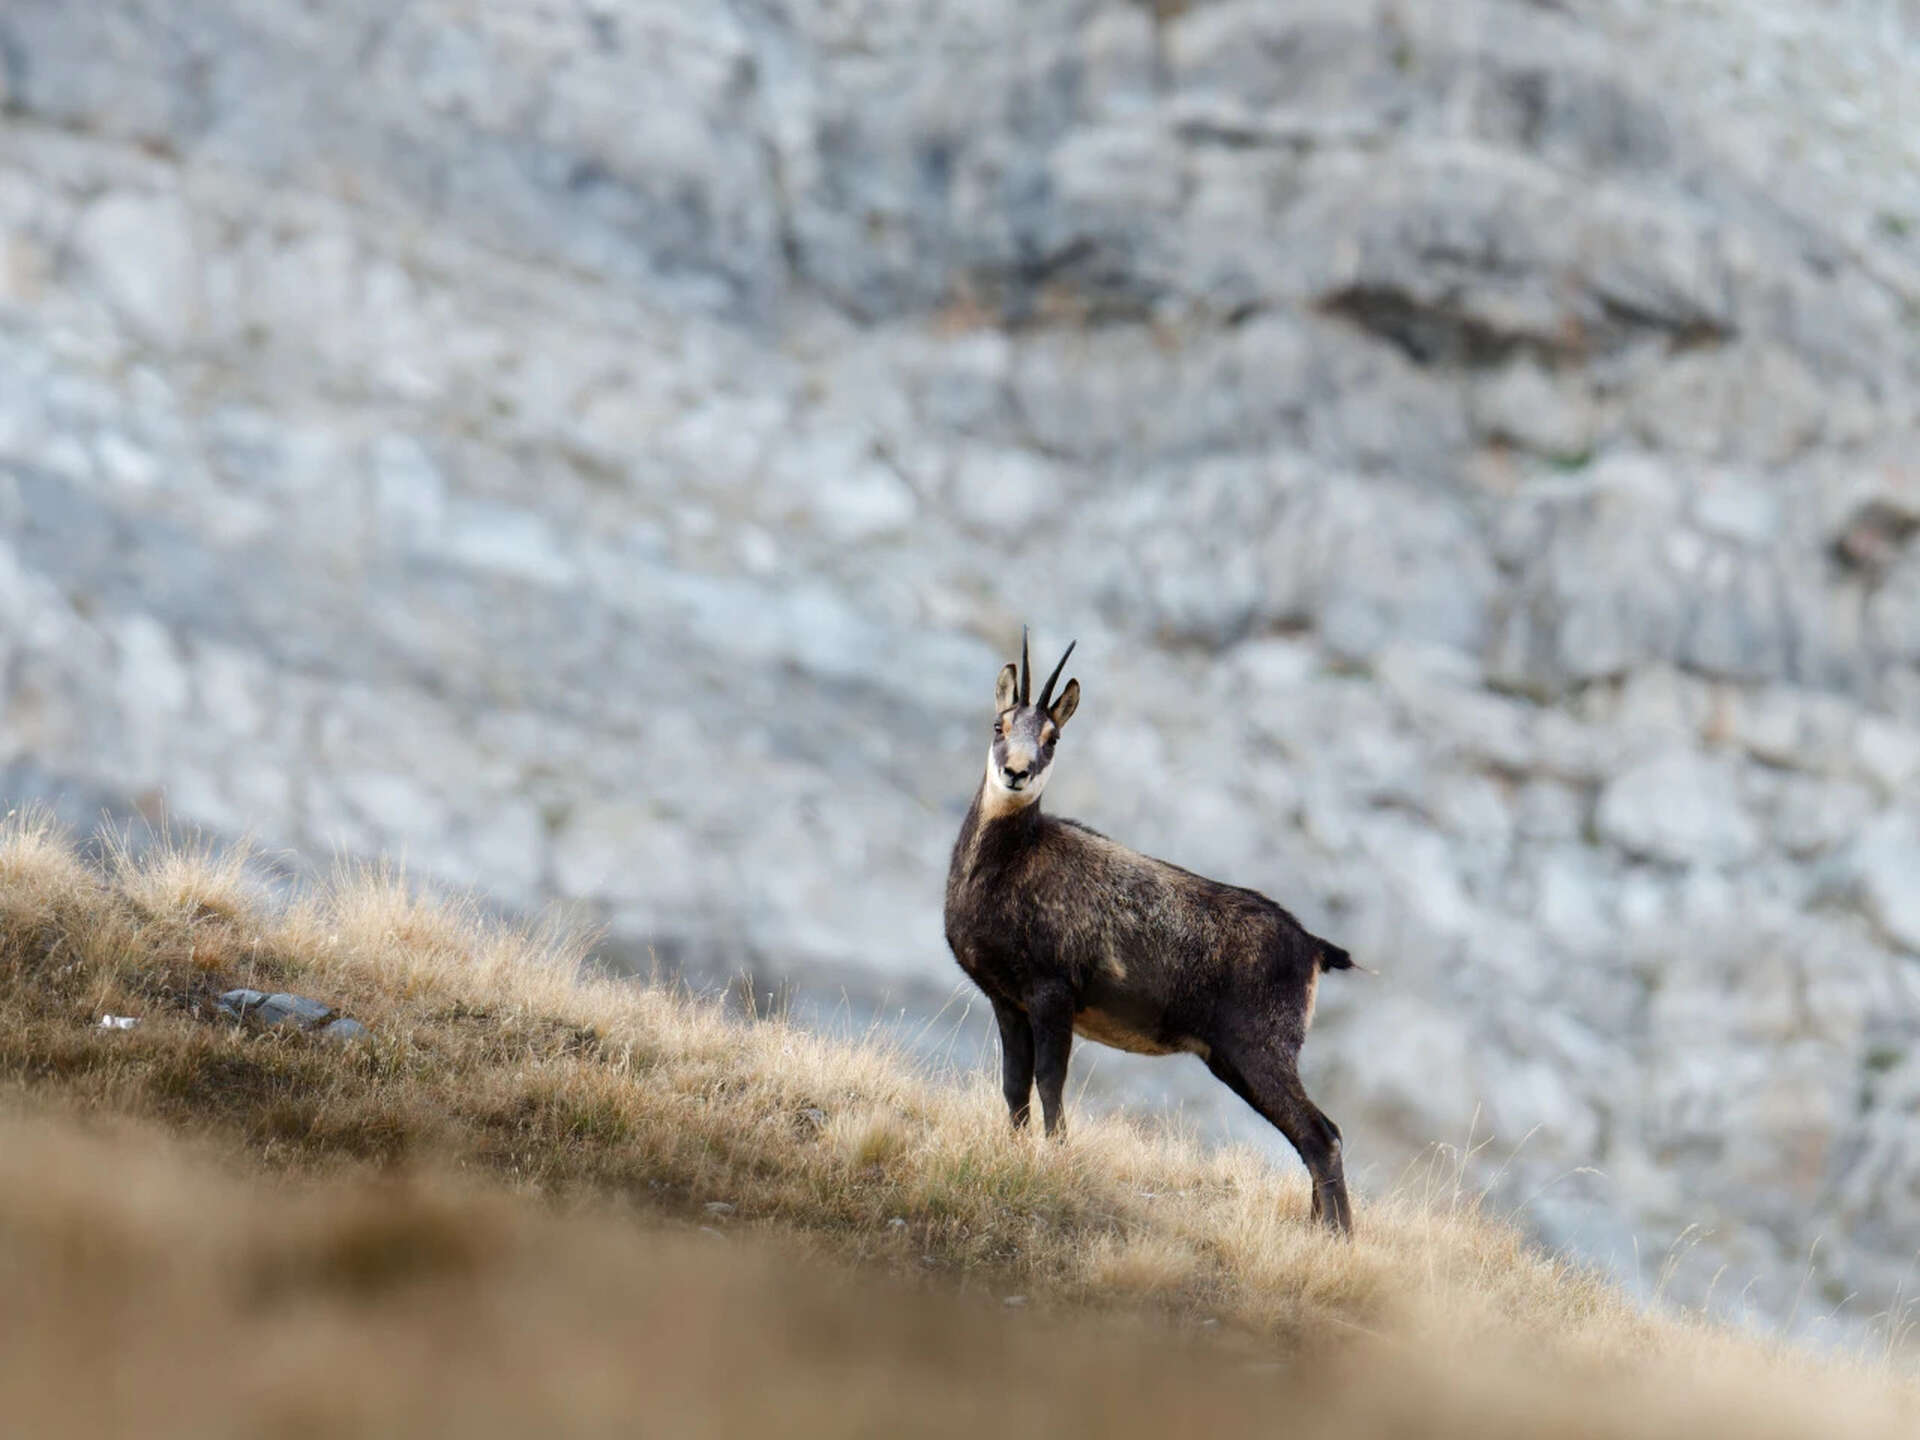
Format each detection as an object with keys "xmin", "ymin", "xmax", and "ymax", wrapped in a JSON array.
[{"xmin": 0, "ymin": 812, "xmax": 1914, "ymax": 1437}]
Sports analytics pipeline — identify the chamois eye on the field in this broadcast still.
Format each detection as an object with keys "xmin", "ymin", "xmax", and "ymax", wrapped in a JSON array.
[{"xmin": 993, "ymin": 719, "xmax": 1004, "ymax": 736}]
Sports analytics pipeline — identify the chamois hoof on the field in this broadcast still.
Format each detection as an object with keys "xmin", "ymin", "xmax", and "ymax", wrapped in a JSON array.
[{"xmin": 1311, "ymin": 1185, "xmax": 1354, "ymax": 1239}]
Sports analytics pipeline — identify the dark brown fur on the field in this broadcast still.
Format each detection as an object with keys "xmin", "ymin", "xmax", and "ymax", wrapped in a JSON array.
[{"xmin": 943, "ymin": 637, "xmax": 1355, "ymax": 1235}]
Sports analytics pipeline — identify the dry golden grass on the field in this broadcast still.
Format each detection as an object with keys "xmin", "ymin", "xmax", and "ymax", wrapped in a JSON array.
[{"xmin": 1, "ymin": 809, "xmax": 1916, "ymax": 1437}]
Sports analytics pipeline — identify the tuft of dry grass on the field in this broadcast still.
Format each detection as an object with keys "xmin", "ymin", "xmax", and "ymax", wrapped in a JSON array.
[{"xmin": 1, "ymin": 810, "xmax": 1916, "ymax": 1437}]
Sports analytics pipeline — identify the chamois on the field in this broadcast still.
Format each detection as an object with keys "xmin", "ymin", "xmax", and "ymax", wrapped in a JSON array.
[{"xmin": 943, "ymin": 630, "xmax": 1356, "ymax": 1235}]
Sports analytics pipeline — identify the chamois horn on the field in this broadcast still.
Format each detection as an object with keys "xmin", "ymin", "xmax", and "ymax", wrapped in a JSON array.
[{"xmin": 1037, "ymin": 640, "xmax": 1076, "ymax": 713}]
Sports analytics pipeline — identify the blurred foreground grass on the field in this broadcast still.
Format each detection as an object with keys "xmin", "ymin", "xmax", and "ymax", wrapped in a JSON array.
[{"xmin": 1, "ymin": 811, "xmax": 1914, "ymax": 1437}]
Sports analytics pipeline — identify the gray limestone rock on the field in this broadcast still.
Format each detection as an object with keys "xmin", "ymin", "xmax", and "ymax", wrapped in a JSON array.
[
  {"xmin": 218, "ymin": 989, "xmax": 364, "ymax": 1036},
  {"xmin": 1595, "ymin": 751, "xmax": 1762, "ymax": 868},
  {"xmin": 257, "ymin": 993, "xmax": 337, "ymax": 1028},
  {"xmin": 1850, "ymin": 816, "xmax": 1920, "ymax": 955},
  {"xmin": 72, "ymin": 190, "xmax": 201, "ymax": 348},
  {"xmin": 215, "ymin": 989, "xmax": 269, "ymax": 1020}
]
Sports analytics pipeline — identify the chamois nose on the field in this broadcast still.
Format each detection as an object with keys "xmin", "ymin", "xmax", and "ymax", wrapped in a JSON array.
[{"xmin": 1004, "ymin": 764, "xmax": 1029, "ymax": 784}]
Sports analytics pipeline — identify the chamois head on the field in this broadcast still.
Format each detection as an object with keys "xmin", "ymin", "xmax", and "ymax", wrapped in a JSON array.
[{"xmin": 984, "ymin": 628, "xmax": 1080, "ymax": 813}]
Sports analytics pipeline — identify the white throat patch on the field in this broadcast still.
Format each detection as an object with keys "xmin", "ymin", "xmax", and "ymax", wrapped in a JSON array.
[{"xmin": 980, "ymin": 751, "xmax": 1049, "ymax": 820}]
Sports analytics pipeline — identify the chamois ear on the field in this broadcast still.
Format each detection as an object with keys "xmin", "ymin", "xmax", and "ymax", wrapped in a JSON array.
[
  {"xmin": 995, "ymin": 663, "xmax": 1019, "ymax": 712},
  {"xmin": 1048, "ymin": 678, "xmax": 1080, "ymax": 729}
]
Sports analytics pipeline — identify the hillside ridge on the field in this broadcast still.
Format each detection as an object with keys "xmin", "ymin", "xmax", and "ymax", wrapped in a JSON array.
[{"xmin": 1, "ymin": 811, "xmax": 1915, "ymax": 1436}]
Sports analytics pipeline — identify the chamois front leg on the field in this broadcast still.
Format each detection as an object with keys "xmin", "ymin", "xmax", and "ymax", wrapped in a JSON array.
[
  {"xmin": 1026, "ymin": 981, "xmax": 1075, "ymax": 1138},
  {"xmin": 989, "ymin": 994, "xmax": 1034, "ymax": 1129}
]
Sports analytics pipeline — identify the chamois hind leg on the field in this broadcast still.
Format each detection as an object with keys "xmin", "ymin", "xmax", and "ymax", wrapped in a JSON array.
[
  {"xmin": 1208, "ymin": 1048, "xmax": 1352, "ymax": 1237},
  {"xmin": 988, "ymin": 994, "xmax": 1035, "ymax": 1129},
  {"xmin": 1026, "ymin": 982, "xmax": 1076, "ymax": 1138}
]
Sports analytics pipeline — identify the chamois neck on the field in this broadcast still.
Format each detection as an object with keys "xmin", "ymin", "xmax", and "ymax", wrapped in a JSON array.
[
  {"xmin": 979, "ymin": 782, "xmax": 1044, "ymax": 826},
  {"xmin": 953, "ymin": 772, "xmax": 1045, "ymax": 879}
]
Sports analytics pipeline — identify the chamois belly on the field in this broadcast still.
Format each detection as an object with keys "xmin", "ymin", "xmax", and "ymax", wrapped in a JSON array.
[
  {"xmin": 1071, "ymin": 1006, "xmax": 1209, "ymax": 1058},
  {"xmin": 1071, "ymin": 1007, "xmax": 1175, "ymax": 1055},
  {"xmin": 1071, "ymin": 968, "xmax": 1206, "ymax": 1058}
]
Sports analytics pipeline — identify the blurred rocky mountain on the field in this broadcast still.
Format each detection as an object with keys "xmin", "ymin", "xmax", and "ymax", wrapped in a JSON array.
[{"xmin": 3, "ymin": 0, "xmax": 1920, "ymax": 1342}]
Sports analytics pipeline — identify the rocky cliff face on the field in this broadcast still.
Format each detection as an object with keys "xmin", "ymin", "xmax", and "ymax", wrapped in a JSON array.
[{"xmin": 3, "ymin": 0, "xmax": 1919, "ymax": 1342}]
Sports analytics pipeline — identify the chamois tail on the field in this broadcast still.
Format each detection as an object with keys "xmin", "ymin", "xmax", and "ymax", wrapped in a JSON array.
[{"xmin": 1316, "ymin": 940, "xmax": 1355, "ymax": 973}]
